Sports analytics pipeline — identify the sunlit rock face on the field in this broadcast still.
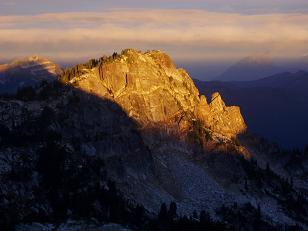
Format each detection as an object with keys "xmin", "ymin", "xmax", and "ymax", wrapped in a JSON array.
[{"xmin": 71, "ymin": 49, "xmax": 246, "ymax": 138}]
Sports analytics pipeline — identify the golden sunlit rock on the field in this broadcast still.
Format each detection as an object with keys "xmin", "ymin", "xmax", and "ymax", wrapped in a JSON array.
[{"xmin": 70, "ymin": 49, "xmax": 246, "ymax": 139}]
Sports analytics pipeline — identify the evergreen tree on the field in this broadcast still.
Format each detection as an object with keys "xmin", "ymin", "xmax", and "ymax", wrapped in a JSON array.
[
  {"xmin": 192, "ymin": 210, "xmax": 198, "ymax": 220},
  {"xmin": 304, "ymin": 145, "xmax": 308, "ymax": 155},
  {"xmin": 254, "ymin": 204, "xmax": 262, "ymax": 231},
  {"xmin": 168, "ymin": 202, "xmax": 177, "ymax": 221},
  {"xmin": 16, "ymin": 86, "xmax": 36, "ymax": 101},
  {"xmin": 132, "ymin": 205, "xmax": 145, "ymax": 226},
  {"xmin": 112, "ymin": 52, "xmax": 118, "ymax": 59},
  {"xmin": 158, "ymin": 203, "xmax": 168, "ymax": 222}
]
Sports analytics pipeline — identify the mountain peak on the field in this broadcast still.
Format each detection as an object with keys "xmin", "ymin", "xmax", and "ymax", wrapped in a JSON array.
[
  {"xmin": 119, "ymin": 49, "xmax": 176, "ymax": 69},
  {"xmin": 216, "ymin": 53, "xmax": 280, "ymax": 81},
  {"xmin": 240, "ymin": 53, "xmax": 273, "ymax": 65},
  {"xmin": 11, "ymin": 55, "xmax": 51, "ymax": 65},
  {"xmin": 0, "ymin": 56, "xmax": 61, "ymax": 93},
  {"xmin": 64, "ymin": 49, "xmax": 246, "ymax": 139}
]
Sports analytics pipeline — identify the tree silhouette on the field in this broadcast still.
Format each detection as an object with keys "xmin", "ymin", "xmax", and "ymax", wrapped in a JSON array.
[
  {"xmin": 168, "ymin": 202, "xmax": 177, "ymax": 221},
  {"xmin": 158, "ymin": 202, "xmax": 168, "ymax": 223}
]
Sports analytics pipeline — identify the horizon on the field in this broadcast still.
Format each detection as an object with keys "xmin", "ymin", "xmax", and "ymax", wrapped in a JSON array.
[{"xmin": 1, "ymin": 49, "xmax": 308, "ymax": 81}]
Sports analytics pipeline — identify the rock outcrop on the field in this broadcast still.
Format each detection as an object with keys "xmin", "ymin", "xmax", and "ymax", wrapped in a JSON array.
[{"xmin": 69, "ymin": 49, "xmax": 246, "ymax": 138}]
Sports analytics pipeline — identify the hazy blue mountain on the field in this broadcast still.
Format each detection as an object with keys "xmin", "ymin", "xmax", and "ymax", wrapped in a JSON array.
[
  {"xmin": 288, "ymin": 55, "xmax": 308, "ymax": 70},
  {"xmin": 215, "ymin": 54, "xmax": 285, "ymax": 81}
]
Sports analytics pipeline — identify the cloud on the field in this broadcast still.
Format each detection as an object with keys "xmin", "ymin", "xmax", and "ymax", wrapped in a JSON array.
[
  {"xmin": 1, "ymin": 9, "xmax": 308, "ymax": 63},
  {"xmin": 1, "ymin": 0, "xmax": 308, "ymax": 15}
]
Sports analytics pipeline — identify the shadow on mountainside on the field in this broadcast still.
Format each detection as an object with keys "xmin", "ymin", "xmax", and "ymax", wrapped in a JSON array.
[
  {"xmin": 0, "ymin": 81, "xmax": 157, "ymax": 228},
  {"xmin": 0, "ymin": 80, "xmax": 252, "ymax": 230},
  {"xmin": 1, "ymin": 80, "xmax": 154, "ymax": 173},
  {"xmin": 0, "ymin": 80, "xmax": 307, "ymax": 230}
]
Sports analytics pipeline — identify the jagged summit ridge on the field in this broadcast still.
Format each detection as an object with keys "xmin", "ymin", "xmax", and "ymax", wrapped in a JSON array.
[{"xmin": 67, "ymin": 49, "xmax": 246, "ymax": 138}]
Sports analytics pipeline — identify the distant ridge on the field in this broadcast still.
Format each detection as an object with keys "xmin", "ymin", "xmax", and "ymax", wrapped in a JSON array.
[
  {"xmin": 215, "ymin": 53, "xmax": 283, "ymax": 81},
  {"xmin": 0, "ymin": 56, "xmax": 61, "ymax": 93}
]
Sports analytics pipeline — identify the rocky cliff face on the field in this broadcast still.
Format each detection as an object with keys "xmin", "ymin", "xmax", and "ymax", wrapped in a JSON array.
[{"xmin": 69, "ymin": 49, "xmax": 246, "ymax": 139}]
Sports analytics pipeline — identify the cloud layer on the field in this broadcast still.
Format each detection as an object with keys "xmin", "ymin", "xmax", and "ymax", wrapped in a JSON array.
[
  {"xmin": 1, "ymin": 0, "xmax": 308, "ymax": 15},
  {"xmin": 1, "ymin": 9, "xmax": 308, "ymax": 63}
]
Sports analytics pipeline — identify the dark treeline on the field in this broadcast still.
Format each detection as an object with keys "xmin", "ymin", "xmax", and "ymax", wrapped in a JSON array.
[
  {"xmin": 60, "ymin": 52, "xmax": 119, "ymax": 82},
  {"xmin": 242, "ymin": 134, "xmax": 307, "ymax": 189},
  {"xmin": 244, "ymin": 134, "xmax": 308, "ymax": 158}
]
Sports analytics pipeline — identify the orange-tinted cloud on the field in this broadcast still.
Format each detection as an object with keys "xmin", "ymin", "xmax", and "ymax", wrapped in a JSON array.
[{"xmin": 1, "ymin": 9, "xmax": 308, "ymax": 62}]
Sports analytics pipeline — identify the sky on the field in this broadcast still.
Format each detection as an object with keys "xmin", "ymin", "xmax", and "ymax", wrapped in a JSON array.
[{"xmin": 1, "ymin": 0, "xmax": 308, "ymax": 79}]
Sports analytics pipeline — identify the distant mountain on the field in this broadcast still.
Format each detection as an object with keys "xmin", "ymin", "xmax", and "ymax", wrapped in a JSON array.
[
  {"xmin": 287, "ymin": 54, "xmax": 308, "ymax": 71},
  {"xmin": 216, "ymin": 54, "xmax": 284, "ymax": 81},
  {"xmin": 195, "ymin": 70, "xmax": 308, "ymax": 148},
  {"xmin": 0, "ymin": 56, "xmax": 61, "ymax": 94}
]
